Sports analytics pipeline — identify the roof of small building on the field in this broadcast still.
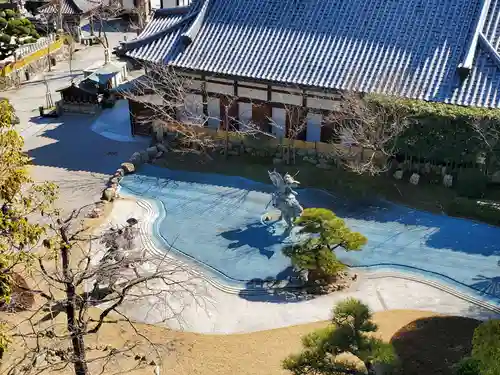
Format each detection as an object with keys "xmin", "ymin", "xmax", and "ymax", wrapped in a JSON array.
[
  {"xmin": 56, "ymin": 81, "xmax": 99, "ymax": 95},
  {"xmin": 39, "ymin": 0, "xmax": 112, "ymax": 15},
  {"xmin": 80, "ymin": 61, "xmax": 124, "ymax": 84},
  {"xmin": 117, "ymin": 0, "xmax": 500, "ymax": 108}
]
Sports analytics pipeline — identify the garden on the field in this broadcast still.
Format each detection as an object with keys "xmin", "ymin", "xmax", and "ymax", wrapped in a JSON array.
[{"xmin": 0, "ymin": 9, "xmax": 41, "ymax": 60}]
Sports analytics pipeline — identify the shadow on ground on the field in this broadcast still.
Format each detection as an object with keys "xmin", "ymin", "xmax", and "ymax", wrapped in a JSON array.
[
  {"xmin": 390, "ymin": 316, "xmax": 481, "ymax": 375},
  {"xmin": 470, "ymin": 275, "xmax": 500, "ymax": 299},
  {"xmin": 304, "ymin": 190, "xmax": 500, "ymax": 257},
  {"xmin": 27, "ymin": 112, "xmax": 146, "ymax": 175},
  {"xmin": 219, "ymin": 222, "xmax": 289, "ymax": 259}
]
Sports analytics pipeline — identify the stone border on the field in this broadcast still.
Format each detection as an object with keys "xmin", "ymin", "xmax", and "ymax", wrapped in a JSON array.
[
  {"xmin": 100, "ymin": 143, "xmax": 168, "ymax": 201},
  {"xmin": 132, "ymin": 197, "xmax": 500, "ymax": 316}
]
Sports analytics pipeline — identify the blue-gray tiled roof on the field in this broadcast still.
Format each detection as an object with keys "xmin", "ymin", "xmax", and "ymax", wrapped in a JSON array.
[{"xmin": 120, "ymin": 0, "xmax": 500, "ymax": 108}]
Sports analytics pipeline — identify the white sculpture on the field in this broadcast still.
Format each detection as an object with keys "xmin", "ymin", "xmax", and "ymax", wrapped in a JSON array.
[{"xmin": 268, "ymin": 170, "xmax": 304, "ymax": 227}]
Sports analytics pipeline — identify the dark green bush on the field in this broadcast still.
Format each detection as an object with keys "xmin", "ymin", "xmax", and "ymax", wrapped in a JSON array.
[
  {"xmin": 472, "ymin": 320, "xmax": 500, "ymax": 375},
  {"xmin": 453, "ymin": 357, "xmax": 481, "ymax": 375},
  {"xmin": 0, "ymin": 34, "xmax": 11, "ymax": 44},
  {"xmin": 447, "ymin": 198, "xmax": 500, "ymax": 226},
  {"xmin": 455, "ymin": 169, "xmax": 488, "ymax": 198},
  {"xmin": 5, "ymin": 10, "xmax": 16, "ymax": 19},
  {"xmin": 17, "ymin": 26, "xmax": 30, "ymax": 36}
]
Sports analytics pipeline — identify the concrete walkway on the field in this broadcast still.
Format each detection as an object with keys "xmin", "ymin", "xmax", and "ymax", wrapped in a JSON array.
[
  {"xmin": 3, "ymin": 34, "xmax": 145, "ymax": 213},
  {"xmin": 99, "ymin": 198, "xmax": 500, "ymax": 334}
]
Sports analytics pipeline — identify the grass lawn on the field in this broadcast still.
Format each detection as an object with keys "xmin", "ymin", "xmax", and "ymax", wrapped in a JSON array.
[{"xmin": 155, "ymin": 152, "xmax": 484, "ymax": 216}]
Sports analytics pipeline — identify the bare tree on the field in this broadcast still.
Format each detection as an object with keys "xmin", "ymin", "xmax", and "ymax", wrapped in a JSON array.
[
  {"xmin": 2, "ymin": 203, "xmax": 204, "ymax": 375},
  {"xmin": 119, "ymin": 64, "xmax": 265, "ymax": 156},
  {"xmin": 86, "ymin": 0, "xmax": 126, "ymax": 64},
  {"xmin": 325, "ymin": 92, "xmax": 413, "ymax": 175}
]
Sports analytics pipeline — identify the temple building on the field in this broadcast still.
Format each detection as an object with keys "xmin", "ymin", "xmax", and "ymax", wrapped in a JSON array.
[{"xmin": 115, "ymin": 0, "xmax": 500, "ymax": 142}]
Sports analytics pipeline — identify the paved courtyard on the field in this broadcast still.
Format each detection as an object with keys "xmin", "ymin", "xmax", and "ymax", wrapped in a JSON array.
[{"xmin": 3, "ymin": 27, "xmax": 146, "ymax": 212}]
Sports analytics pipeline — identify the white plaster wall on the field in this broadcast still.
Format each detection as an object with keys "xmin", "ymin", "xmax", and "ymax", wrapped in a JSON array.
[
  {"xmin": 238, "ymin": 102, "xmax": 253, "ymax": 125},
  {"xmin": 271, "ymin": 107, "xmax": 286, "ymax": 139},
  {"xmin": 306, "ymin": 112, "xmax": 322, "ymax": 142},
  {"xmin": 271, "ymin": 85, "xmax": 302, "ymax": 94},
  {"xmin": 121, "ymin": 0, "xmax": 134, "ymax": 10},
  {"xmin": 238, "ymin": 87, "xmax": 267, "ymax": 101},
  {"xmin": 307, "ymin": 97, "xmax": 341, "ymax": 111},
  {"xmin": 271, "ymin": 91, "xmax": 302, "ymax": 106},
  {"xmin": 157, "ymin": 0, "xmax": 191, "ymax": 8},
  {"xmin": 178, "ymin": 93, "xmax": 204, "ymax": 124},
  {"xmin": 239, "ymin": 80, "xmax": 267, "ymax": 89},
  {"xmin": 184, "ymin": 79, "xmax": 203, "ymax": 91},
  {"xmin": 207, "ymin": 97, "xmax": 221, "ymax": 129},
  {"xmin": 206, "ymin": 82, "xmax": 234, "ymax": 96}
]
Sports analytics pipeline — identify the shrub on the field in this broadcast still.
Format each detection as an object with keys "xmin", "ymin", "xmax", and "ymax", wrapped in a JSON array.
[
  {"xmin": 455, "ymin": 169, "xmax": 488, "ymax": 198},
  {"xmin": 283, "ymin": 298, "xmax": 398, "ymax": 375},
  {"xmin": 453, "ymin": 357, "xmax": 481, "ymax": 375},
  {"xmin": 282, "ymin": 208, "xmax": 367, "ymax": 283},
  {"xmin": 4, "ymin": 10, "xmax": 16, "ymax": 19},
  {"xmin": 0, "ymin": 12, "xmax": 5, "ymax": 18},
  {"xmin": 23, "ymin": 37, "xmax": 36, "ymax": 44},
  {"xmin": 0, "ymin": 34, "xmax": 11, "ymax": 44},
  {"xmin": 447, "ymin": 198, "xmax": 500, "ymax": 226},
  {"xmin": 472, "ymin": 320, "xmax": 500, "ymax": 375}
]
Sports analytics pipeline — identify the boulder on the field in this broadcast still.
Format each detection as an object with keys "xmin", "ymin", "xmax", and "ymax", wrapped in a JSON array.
[
  {"xmin": 130, "ymin": 152, "xmax": 141, "ymax": 161},
  {"xmin": 409, "ymin": 173, "xmax": 420, "ymax": 185},
  {"xmin": 443, "ymin": 174, "xmax": 453, "ymax": 188},
  {"xmin": 146, "ymin": 146, "xmax": 159, "ymax": 159},
  {"xmin": 491, "ymin": 170, "xmax": 500, "ymax": 183},
  {"xmin": 114, "ymin": 168, "xmax": 125, "ymax": 177},
  {"xmin": 139, "ymin": 150, "xmax": 150, "ymax": 163},
  {"xmin": 423, "ymin": 162, "xmax": 431, "ymax": 174},
  {"xmin": 156, "ymin": 143, "xmax": 168, "ymax": 153},
  {"xmin": 393, "ymin": 170, "xmax": 403, "ymax": 180},
  {"xmin": 109, "ymin": 175, "xmax": 121, "ymax": 185},
  {"xmin": 121, "ymin": 162, "xmax": 136, "ymax": 174},
  {"xmin": 273, "ymin": 158, "xmax": 283, "ymax": 165},
  {"xmin": 101, "ymin": 188, "xmax": 116, "ymax": 202},
  {"xmin": 304, "ymin": 156, "xmax": 317, "ymax": 164},
  {"xmin": 155, "ymin": 151, "xmax": 164, "ymax": 159},
  {"xmin": 331, "ymin": 352, "xmax": 367, "ymax": 375},
  {"xmin": 316, "ymin": 162, "xmax": 331, "ymax": 170}
]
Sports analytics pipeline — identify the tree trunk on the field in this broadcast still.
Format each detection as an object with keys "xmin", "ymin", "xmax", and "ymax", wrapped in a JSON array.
[
  {"xmin": 224, "ymin": 107, "xmax": 229, "ymax": 159},
  {"xmin": 60, "ymin": 229, "xmax": 89, "ymax": 375},
  {"xmin": 307, "ymin": 268, "xmax": 325, "ymax": 284},
  {"xmin": 90, "ymin": 15, "xmax": 95, "ymax": 36}
]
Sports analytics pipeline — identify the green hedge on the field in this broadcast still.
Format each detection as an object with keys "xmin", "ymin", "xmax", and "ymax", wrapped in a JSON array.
[
  {"xmin": 366, "ymin": 95, "xmax": 500, "ymax": 166},
  {"xmin": 446, "ymin": 198, "xmax": 500, "ymax": 226}
]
